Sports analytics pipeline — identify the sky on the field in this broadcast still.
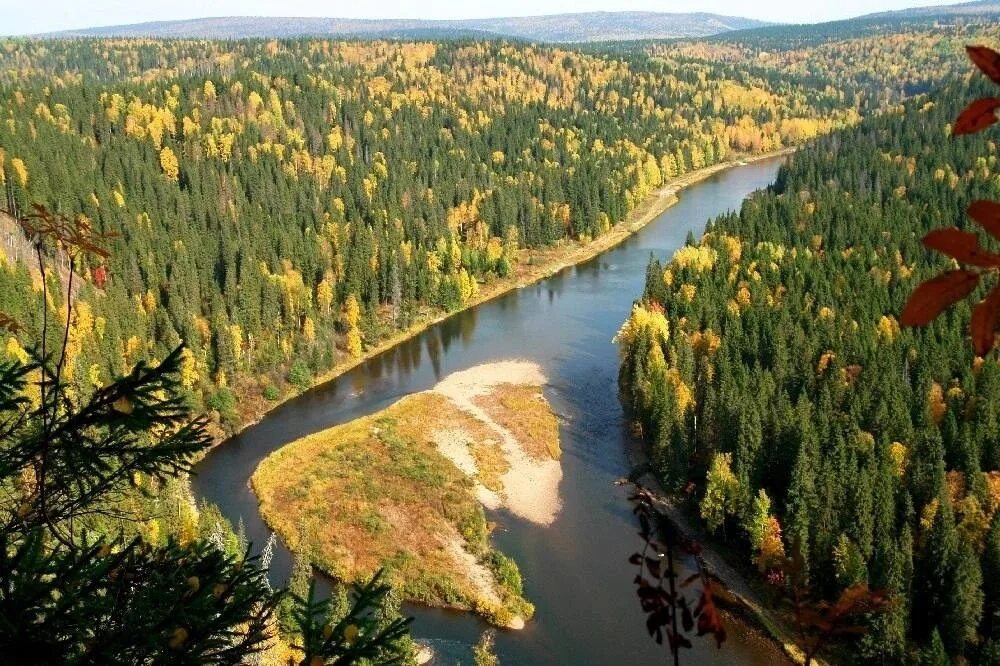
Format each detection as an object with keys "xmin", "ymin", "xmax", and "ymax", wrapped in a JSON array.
[{"xmin": 3, "ymin": 0, "xmax": 964, "ymax": 36}]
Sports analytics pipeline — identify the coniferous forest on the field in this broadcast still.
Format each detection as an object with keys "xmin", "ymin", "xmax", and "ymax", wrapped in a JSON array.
[
  {"xmin": 0, "ymin": 37, "xmax": 862, "ymax": 432},
  {"xmin": 3, "ymin": 8, "xmax": 1000, "ymax": 665},
  {"xmin": 617, "ymin": 76, "xmax": 1000, "ymax": 661}
]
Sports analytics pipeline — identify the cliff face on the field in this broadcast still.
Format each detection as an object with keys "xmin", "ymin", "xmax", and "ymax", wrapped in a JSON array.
[{"xmin": 0, "ymin": 211, "xmax": 85, "ymax": 302}]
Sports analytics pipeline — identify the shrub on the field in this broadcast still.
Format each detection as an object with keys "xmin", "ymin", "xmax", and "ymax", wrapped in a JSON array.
[
  {"xmin": 206, "ymin": 386, "xmax": 238, "ymax": 426},
  {"xmin": 287, "ymin": 360, "xmax": 312, "ymax": 392},
  {"xmin": 485, "ymin": 550, "xmax": 523, "ymax": 597}
]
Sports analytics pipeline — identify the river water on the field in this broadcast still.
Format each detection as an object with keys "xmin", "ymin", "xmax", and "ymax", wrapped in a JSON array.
[{"xmin": 192, "ymin": 156, "xmax": 788, "ymax": 665}]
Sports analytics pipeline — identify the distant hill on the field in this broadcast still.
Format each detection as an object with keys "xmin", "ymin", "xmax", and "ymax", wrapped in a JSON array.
[
  {"xmin": 711, "ymin": 0, "xmax": 1000, "ymax": 47},
  {"xmin": 42, "ymin": 12, "xmax": 773, "ymax": 42},
  {"xmin": 866, "ymin": 0, "xmax": 1000, "ymax": 18}
]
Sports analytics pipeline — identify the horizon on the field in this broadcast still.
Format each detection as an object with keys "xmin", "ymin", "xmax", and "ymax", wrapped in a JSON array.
[{"xmin": 5, "ymin": 0, "xmax": 974, "ymax": 37}]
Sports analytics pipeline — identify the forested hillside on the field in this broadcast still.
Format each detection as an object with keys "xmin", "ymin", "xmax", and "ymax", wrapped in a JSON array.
[
  {"xmin": 653, "ymin": 20, "xmax": 1000, "ymax": 105},
  {"xmin": 707, "ymin": 3, "xmax": 1000, "ymax": 48},
  {"xmin": 5, "ymin": 26, "xmax": 1000, "ymax": 662},
  {"xmin": 0, "ymin": 37, "xmax": 861, "ymax": 431},
  {"xmin": 617, "ymin": 80, "xmax": 1000, "ymax": 661}
]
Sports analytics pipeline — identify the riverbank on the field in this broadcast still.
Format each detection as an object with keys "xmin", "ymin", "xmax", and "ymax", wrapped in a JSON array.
[
  {"xmin": 216, "ymin": 148, "xmax": 795, "ymax": 446},
  {"xmin": 251, "ymin": 362, "xmax": 561, "ymax": 628},
  {"xmin": 627, "ymin": 445, "xmax": 813, "ymax": 664},
  {"xmin": 192, "ymin": 155, "xmax": 793, "ymax": 664}
]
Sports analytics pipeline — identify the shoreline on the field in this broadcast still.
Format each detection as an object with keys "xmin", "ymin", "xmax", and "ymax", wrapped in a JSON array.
[
  {"xmin": 215, "ymin": 147, "xmax": 795, "ymax": 446},
  {"xmin": 623, "ymin": 375, "xmax": 811, "ymax": 659},
  {"xmin": 250, "ymin": 363, "xmax": 561, "ymax": 629},
  {"xmin": 210, "ymin": 146, "xmax": 799, "ymax": 652},
  {"xmin": 631, "ymin": 467, "xmax": 809, "ymax": 665}
]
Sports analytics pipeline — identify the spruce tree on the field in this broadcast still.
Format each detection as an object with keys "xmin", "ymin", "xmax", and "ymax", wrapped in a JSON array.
[
  {"xmin": 944, "ymin": 542, "xmax": 984, "ymax": 656},
  {"xmin": 0, "ymin": 209, "xmax": 411, "ymax": 664}
]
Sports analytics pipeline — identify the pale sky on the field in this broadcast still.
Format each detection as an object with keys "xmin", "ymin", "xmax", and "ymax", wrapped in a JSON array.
[{"xmin": 2, "ymin": 0, "xmax": 965, "ymax": 36}]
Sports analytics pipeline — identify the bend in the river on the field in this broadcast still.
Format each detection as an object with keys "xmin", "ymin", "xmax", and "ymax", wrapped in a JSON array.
[{"xmin": 192, "ymin": 156, "xmax": 788, "ymax": 665}]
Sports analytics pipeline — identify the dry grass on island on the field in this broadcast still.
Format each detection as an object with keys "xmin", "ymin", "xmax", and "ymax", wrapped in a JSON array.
[{"xmin": 251, "ymin": 360, "xmax": 561, "ymax": 628}]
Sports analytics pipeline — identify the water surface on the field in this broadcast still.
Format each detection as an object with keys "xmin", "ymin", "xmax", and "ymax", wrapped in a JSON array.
[{"xmin": 193, "ymin": 156, "xmax": 788, "ymax": 664}]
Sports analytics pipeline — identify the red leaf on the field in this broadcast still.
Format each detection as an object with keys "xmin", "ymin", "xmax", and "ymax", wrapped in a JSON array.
[
  {"xmin": 694, "ymin": 586, "xmax": 727, "ymax": 647},
  {"xmin": 972, "ymin": 284, "xmax": 1000, "ymax": 356},
  {"xmin": 968, "ymin": 46, "xmax": 1000, "ymax": 86},
  {"xmin": 969, "ymin": 200, "xmax": 1000, "ymax": 242},
  {"xmin": 901, "ymin": 270, "xmax": 980, "ymax": 327},
  {"xmin": 953, "ymin": 98, "xmax": 1000, "ymax": 135},
  {"xmin": 922, "ymin": 228, "xmax": 1000, "ymax": 267}
]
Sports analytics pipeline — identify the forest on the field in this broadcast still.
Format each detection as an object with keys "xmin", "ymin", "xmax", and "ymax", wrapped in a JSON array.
[
  {"xmin": 656, "ymin": 20, "xmax": 1000, "ymax": 106},
  {"xmin": 0, "ymin": 37, "xmax": 865, "ymax": 435},
  {"xmin": 2, "ymin": 13, "xmax": 1000, "ymax": 665},
  {"xmin": 0, "ymin": 34, "xmax": 867, "ymax": 664},
  {"xmin": 617, "ymin": 75, "xmax": 1000, "ymax": 661}
]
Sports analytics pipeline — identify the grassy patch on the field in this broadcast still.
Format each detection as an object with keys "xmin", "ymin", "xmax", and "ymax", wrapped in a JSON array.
[
  {"xmin": 252, "ymin": 391, "xmax": 531, "ymax": 625},
  {"xmin": 485, "ymin": 550, "xmax": 535, "ymax": 620},
  {"xmin": 470, "ymin": 439, "xmax": 509, "ymax": 493},
  {"xmin": 474, "ymin": 384, "xmax": 561, "ymax": 460}
]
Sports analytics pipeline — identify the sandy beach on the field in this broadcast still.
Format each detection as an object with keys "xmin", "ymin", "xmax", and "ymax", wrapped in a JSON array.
[{"xmin": 433, "ymin": 361, "xmax": 563, "ymax": 526}]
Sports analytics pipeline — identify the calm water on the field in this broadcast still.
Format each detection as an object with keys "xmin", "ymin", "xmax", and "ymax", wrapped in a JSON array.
[{"xmin": 192, "ymin": 157, "xmax": 788, "ymax": 665}]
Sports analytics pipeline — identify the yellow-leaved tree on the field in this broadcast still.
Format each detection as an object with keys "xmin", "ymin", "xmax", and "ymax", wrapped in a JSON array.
[
  {"xmin": 159, "ymin": 146, "xmax": 179, "ymax": 182},
  {"xmin": 343, "ymin": 293, "xmax": 362, "ymax": 358},
  {"xmin": 700, "ymin": 452, "xmax": 742, "ymax": 534}
]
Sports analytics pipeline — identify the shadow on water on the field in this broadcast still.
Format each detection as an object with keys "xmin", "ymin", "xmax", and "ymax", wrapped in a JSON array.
[{"xmin": 191, "ymin": 157, "xmax": 789, "ymax": 665}]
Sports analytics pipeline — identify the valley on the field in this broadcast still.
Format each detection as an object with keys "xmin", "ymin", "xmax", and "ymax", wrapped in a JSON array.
[{"xmin": 2, "ymin": 5, "xmax": 1000, "ymax": 663}]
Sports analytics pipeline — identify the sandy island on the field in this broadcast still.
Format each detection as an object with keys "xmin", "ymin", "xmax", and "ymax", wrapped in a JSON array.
[{"xmin": 251, "ymin": 360, "xmax": 561, "ymax": 629}]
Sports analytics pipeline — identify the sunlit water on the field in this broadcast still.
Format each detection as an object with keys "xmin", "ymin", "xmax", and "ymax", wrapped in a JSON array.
[{"xmin": 192, "ymin": 156, "xmax": 789, "ymax": 664}]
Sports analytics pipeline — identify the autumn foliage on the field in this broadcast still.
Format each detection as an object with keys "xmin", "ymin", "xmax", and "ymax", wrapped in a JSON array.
[
  {"xmin": 628, "ymin": 485, "xmax": 726, "ymax": 664},
  {"xmin": 0, "ymin": 36, "xmax": 865, "ymax": 438},
  {"xmin": 618, "ymin": 40, "xmax": 1000, "ymax": 662},
  {"xmin": 901, "ymin": 46, "xmax": 1000, "ymax": 355}
]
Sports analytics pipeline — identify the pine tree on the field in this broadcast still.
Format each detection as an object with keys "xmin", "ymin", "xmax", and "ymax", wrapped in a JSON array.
[
  {"xmin": 914, "ymin": 486, "xmax": 957, "ymax": 642},
  {"xmin": 0, "ymin": 207, "xmax": 411, "ymax": 664},
  {"xmin": 944, "ymin": 542, "xmax": 984, "ymax": 656},
  {"xmin": 983, "ymin": 512, "xmax": 1000, "ymax": 639},
  {"xmin": 473, "ymin": 630, "xmax": 500, "ymax": 666},
  {"xmin": 920, "ymin": 629, "xmax": 949, "ymax": 666}
]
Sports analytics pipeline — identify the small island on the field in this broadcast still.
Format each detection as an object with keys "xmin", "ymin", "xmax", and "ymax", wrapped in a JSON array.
[{"xmin": 251, "ymin": 361, "xmax": 561, "ymax": 628}]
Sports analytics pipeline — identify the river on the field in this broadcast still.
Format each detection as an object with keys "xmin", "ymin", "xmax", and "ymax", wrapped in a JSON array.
[{"xmin": 191, "ymin": 155, "xmax": 788, "ymax": 665}]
